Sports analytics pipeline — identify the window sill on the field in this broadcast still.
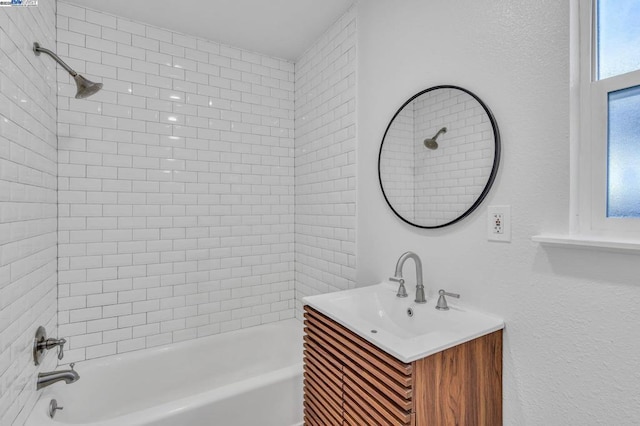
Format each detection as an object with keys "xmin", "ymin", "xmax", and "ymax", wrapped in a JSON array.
[{"xmin": 532, "ymin": 234, "xmax": 640, "ymax": 254}]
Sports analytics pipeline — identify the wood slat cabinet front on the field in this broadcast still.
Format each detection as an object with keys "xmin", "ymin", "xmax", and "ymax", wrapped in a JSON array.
[{"xmin": 303, "ymin": 306, "xmax": 502, "ymax": 426}]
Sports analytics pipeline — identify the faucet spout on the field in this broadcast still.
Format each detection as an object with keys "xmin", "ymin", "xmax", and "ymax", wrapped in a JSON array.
[
  {"xmin": 37, "ymin": 365, "xmax": 80, "ymax": 390},
  {"xmin": 393, "ymin": 251, "xmax": 426, "ymax": 304}
]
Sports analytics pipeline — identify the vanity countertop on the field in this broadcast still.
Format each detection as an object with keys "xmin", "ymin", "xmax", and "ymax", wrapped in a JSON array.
[{"xmin": 303, "ymin": 282, "xmax": 504, "ymax": 363}]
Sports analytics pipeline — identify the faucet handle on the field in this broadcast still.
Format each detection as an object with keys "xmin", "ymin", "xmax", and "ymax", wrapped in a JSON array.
[
  {"xmin": 389, "ymin": 277, "xmax": 408, "ymax": 298},
  {"xmin": 436, "ymin": 289, "xmax": 460, "ymax": 311},
  {"xmin": 57, "ymin": 338, "xmax": 66, "ymax": 360}
]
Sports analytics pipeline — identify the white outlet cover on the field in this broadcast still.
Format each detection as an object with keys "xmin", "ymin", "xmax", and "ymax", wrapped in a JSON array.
[{"xmin": 488, "ymin": 205, "xmax": 511, "ymax": 242}]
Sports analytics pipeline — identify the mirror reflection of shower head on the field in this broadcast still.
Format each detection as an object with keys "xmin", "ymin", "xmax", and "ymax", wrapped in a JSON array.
[
  {"xmin": 33, "ymin": 42, "xmax": 103, "ymax": 99},
  {"xmin": 423, "ymin": 127, "xmax": 447, "ymax": 150}
]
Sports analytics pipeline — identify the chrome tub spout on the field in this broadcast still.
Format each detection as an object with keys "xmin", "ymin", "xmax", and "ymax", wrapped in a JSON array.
[{"xmin": 37, "ymin": 363, "xmax": 80, "ymax": 390}]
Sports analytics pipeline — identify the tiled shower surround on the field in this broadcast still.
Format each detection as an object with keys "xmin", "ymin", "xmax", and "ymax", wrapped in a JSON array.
[
  {"xmin": 56, "ymin": 2, "xmax": 296, "ymax": 362},
  {"xmin": 379, "ymin": 105, "xmax": 415, "ymax": 220},
  {"xmin": 0, "ymin": 2, "xmax": 58, "ymax": 425},
  {"xmin": 294, "ymin": 8, "xmax": 357, "ymax": 315},
  {"xmin": 0, "ymin": 1, "xmax": 356, "ymax": 421}
]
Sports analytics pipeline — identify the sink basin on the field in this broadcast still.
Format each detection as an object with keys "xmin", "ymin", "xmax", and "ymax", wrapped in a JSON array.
[{"xmin": 303, "ymin": 282, "xmax": 504, "ymax": 363}]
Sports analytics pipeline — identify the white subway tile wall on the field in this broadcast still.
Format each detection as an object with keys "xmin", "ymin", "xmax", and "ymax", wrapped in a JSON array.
[
  {"xmin": 56, "ymin": 2, "xmax": 295, "ymax": 363},
  {"xmin": 379, "ymin": 105, "xmax": 415, "ymax": 220},
  {"xmin": 294, "ymin": 8, "xmax": 357, "ymax": 316},
  {"xmin": 0, "ymin": 2, "xmax": 58, "ymax": 425}
]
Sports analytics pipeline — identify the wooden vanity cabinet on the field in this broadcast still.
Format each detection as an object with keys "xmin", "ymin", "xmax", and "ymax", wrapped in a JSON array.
[{"xmin": 303, "ymin": 306, "xmax": 502, "ymax": 426}]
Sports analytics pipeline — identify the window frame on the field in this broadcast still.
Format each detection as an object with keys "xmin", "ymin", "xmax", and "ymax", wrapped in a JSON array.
[{"xmin": 575, "ymin": 0, "xmax": 640, "ymax": 237}]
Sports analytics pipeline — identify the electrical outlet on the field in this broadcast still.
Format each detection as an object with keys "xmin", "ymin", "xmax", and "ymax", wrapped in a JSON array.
[
  {"xmin": 488, "ymin": 206, "xmax": 511, "ymax": 242},
  {"xmin": 491, "ymin": 212, "xmax": 504, "ymax": 234}
]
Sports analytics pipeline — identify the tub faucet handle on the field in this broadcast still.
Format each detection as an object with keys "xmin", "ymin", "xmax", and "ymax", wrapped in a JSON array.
[
  {"xmin": 57, "ymin": 338, "xmax": 66, "ymax": 360},
  {"xmin": 33, "ymin": 327, "xmax": 70, "ymax": 365}
]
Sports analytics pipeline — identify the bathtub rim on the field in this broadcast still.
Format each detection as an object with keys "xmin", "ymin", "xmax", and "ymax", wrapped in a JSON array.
[{"xmin": 58, "ymin": 318, "xmax": 302, "ymax": 370}]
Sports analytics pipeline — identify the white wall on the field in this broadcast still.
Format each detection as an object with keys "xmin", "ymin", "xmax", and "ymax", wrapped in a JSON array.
[
  {"xmin": 56, "ymin": 2, "xmax": 295, "ymax": 363},
  {"xmin": 0, "ymin": 2, "xmax": 58, "ymax": 425},
  {"xmin": 357, "ymin": 1, "xmax": 640, "ymax": 425},
  {"xmin": 294, "ymin": 7, "xmax": 357, "ymax": 316}
]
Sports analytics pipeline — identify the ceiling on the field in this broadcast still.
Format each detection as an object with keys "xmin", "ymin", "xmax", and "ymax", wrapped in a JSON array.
[{"xmin": 65, "ymin": 0, "xmax": 355, "ymax": 61}]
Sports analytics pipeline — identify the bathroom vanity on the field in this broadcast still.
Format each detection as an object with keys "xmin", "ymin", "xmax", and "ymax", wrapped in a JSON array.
[{"xmin": 302, "ymin": 282, "xmax": 504, "ymax": 426}]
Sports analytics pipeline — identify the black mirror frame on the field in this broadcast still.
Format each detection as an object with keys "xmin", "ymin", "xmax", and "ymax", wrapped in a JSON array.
[{"xmin": 378, "ymin": 85, "xmax": 501, "ymax": 229}]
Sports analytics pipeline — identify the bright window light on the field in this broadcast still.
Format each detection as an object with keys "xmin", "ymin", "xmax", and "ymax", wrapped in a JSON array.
[
  {"xmin": 597, "ymin": 0, "xmax": 640, "ymax": 80},
  {"xmin": 607, "ymin": 85, "xmax": 640, "ymax": 217}
]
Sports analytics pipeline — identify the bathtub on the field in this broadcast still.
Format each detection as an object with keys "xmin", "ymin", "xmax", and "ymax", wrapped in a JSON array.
[{"xmin": 26, "ymin": 319, "xmax": 303, "ymax": 426}]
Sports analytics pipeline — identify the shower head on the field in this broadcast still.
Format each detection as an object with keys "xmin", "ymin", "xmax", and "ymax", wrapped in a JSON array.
[
  {"xmin": 33, "ymin": 42, "xmax": 103, "ymax": 99},
  {"xmin": 72, "ymin": 74, "xmax": 103, "ymax": 99},
  {"xmin": 423, "ymin": 127, "xmax": 447, "ymax": 150}
]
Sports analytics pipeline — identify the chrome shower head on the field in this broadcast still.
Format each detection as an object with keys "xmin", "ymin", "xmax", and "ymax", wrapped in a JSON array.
[
  {"xmin": 423, "ymin": 127, "xmax": 447, "ymax": 150},
  {"xmin": 72, "ymin": 74, "xmax": 103, "ymax": 99},
  {"xmin": 33, "ymin": 42, "xmax": 103, "ymax": 99}
]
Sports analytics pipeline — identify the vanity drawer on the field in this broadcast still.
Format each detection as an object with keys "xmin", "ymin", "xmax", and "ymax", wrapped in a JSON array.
[
  {"xmin": 304, "ymin": 306, "xmax": 413, "ymax": 426},
  {"xmin": 304, "ymin": 306, "xmax": 412, "ymax": 377},
  {"xmin": 303, "ymin": 307, "xmax": 345, "ymax": 426},
  {"xmin": 303, "ymin": 304, "xmax": 502, "ymax": 426},
  {"xmin": 343, "ymin": 373, "xmax": 412, "ymax": 425}
]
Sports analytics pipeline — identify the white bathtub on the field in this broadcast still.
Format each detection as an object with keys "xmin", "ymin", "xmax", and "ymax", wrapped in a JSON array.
[{"xmin": 26, "ymin": 319, "xmax": 303, "ymax": 426}]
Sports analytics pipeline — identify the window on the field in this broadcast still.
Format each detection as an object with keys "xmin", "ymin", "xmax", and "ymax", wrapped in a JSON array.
[{"xmin": 576, "ymin": 0, "xmax": 640, "ymax": 236}]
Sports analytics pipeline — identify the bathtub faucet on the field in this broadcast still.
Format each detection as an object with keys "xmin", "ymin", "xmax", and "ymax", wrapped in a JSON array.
[
  {"xmin": 37, "ymin": 336, "xmax": 67, "ymax": 360},
  {"xmin": 37, "ymin": 363, "xmax": 80, "ymax": 390}
]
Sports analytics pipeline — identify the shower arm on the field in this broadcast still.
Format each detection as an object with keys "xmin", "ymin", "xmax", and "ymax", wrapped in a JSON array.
[
  {"xmin": 433, "ymin": 127, "xmax": 447, "ymax": 140},
  {"xmin": 33, "ymin": 43, "xmax": 77, "ymax": 76}
]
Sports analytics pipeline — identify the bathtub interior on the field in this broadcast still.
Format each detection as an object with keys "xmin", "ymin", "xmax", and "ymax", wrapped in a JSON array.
[
  {"xmin": 132, "ymin": 367, "xmax": 304, "ymax": 426},
  {"xmin": 38, "ymin": 319, "xmax": 303, "ymax": 424}
]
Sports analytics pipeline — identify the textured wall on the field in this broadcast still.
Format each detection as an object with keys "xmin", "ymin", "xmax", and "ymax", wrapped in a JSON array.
[
  {"xmin": 56, "ymin": 2, "xmax": 295, "ymax": 363},
  {"xmin": 357, "ymin": 1, "xmax": 640, "ymax": 425},
  {"xmin": 0, "ymin": 2, "xmax": 58, "ymax": 425},
  {"xmin": 294, "ymin": 7, "xmax": 357, "ymax": 317}
]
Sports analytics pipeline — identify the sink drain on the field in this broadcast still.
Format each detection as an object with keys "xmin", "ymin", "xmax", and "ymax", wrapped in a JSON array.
[
  {"xmin": 407, "ymin": 308, "xmax": 414, "ymax": 317},
  {"xmin": 371, "ymin": 330, "xmax": 378, "ymax": 334}
]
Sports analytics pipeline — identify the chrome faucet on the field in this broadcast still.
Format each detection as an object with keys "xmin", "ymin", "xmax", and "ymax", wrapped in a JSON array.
[
  {"xmin": 38, "ymin": 337, "xmax": 66, "ymax": 360},
  {"xmin": 33, "ymin": 326, "xmax": 67, "ymax": 366},
  {"xmin": 37, "ymin": 363, "xmax": 80, "ymax": 390},
  {"xmin": 435, "ymin": 289, "xmax": 460, "ymax": 310},
  {"xmin": 390, "ymin": 251, "xmax": 426, "ymax": 304}
]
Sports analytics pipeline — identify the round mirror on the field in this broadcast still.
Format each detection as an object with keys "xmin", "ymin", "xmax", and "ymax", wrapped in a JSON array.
[{"xmin": 378, "ymin": 85, "xmax": 500, "ymax": 229}]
